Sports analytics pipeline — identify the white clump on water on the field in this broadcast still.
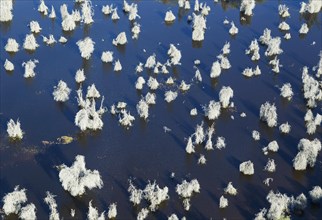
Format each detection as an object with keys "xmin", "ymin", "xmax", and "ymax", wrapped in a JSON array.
[
  {"xmin": 43, "ymin": 35, "xmax": 56, "ymax": 45},
  {"xmin": 111, "ymin": 9, "xmax": 120, "ymax": 20},
  {"xmin": 184, "ymin": 0, "xmax": 191, "ymax": 10},
  {"xmin": 137, "ymin": 208, "xmax": 149, "ymax": 220},
  {"xmin": 23, "ymin": 34, "xmax": 39, "ymax": 51},
  {"xmin": 264, "ymin": 158, "xmax": 276, "ymax": 172},
  {"xmin": 301, "ymin": 66, "xmax": 322, "ymax": 108},
  {"xmin": 309, "ymin": 186, "xmax": 322, "ymax": 203},
  {"xmin": 132, "ymin": 22, "xmax": 141, "ymax": 39},
  {"xmin": 4, "ymin": 59, "xmax": 14, "ymax": 71},
  {"xmin": 112, "ymin": 32, "xmax": 127, "ymax": 46},
  {"xmin": 2, "ymin": 186, "xmax": 27, "ymax": 215},
  {"xmin": 219, "ymin": 196, "xmax": 228, "ymax": 208},
  {"xmin": 194, "ymin": 68, "xmax": 202, "ymax": 81},
  {"xmin": 72, "ymin": 10, "xmax": 81, "ymax": 22},
  {"xmin": 114, "ymin": 60, "xmax": 122, "ymax": 71},
  {"xmin": 239, "ymin": 160, "xmax": 254, "ymax": 175},
  {"xmin": 53, "ymin": 80, "xmax": 71, "ymax": 102},
  {"xmin": 260, "ymin": 102, "xmax": 277, "ymax": 127},
  {"xmin": 265, "ymin": 191, "xmax": 290, "ymax": 220},
  {"xmin": 128, "ymin": 180, "xmax": 169, "ymax": 212},
  {"xmin": 210, "ymin": 61, "xmax": 221, "ymax": 78},
  {"xmin": 240, "ymin": 0, "xmax": 255, "ymax": 16},
  {"xmin": 117, "ymin": 102, "xmax": 127, "ymax": 109},
  {"xmin": 59, "ymin": 36, "xmax": 67, "ymax": 43},
  {"xmin": 304, "ymin": 110, "xmax": 321, "ymax": 135},
  {"xmin": 218, "ymin": 55, "xmax": 231, "ymax": 69},
  {"xmin": 179, "ymin": 80, "xmax": 191, "ymax": 91},
  {"xmin": 203, "ymin": 100, "xmax": 221, "ymax": 120},
  {"xmin": 77, "ymin": 37, "xmax": 95, "ymax": 59},
  {"xmin": 263, "ymin": 178, "xmax": 273, "ymax": 187},
  {"xmin": 75, "ymin": 90, "xmax": 106, "ymax": 131},
  {"xmin": 102, "ymin": 4, "xmax": 113, "ymax": 15},
  {"xmin": 75, "ymin": 69, "xmax": 86, "ymax": 83},
  {"xmin": 0, "ymin": 0, "xmax": 13, "ymax": 22},
  {"xmin": 137, "ymin": 99, "xmax": 149, "ymax": 120},
  {"xmin": 263, "ymin": 140, "xmax": 279, "ymax": 154},
  {"xmin": 128, "ymin": 5, "xmax": 139, "ymax": 21},
  {"xmin": 143, "ymin": 181, "xmax": 169, "ymax": 211},
  {"xmin": 58, "ymin": 155, "xmax": 103, "ymax": 197},
  {"xmin": 204, "ymin": 124, "xmax": 214, "ymax": 150},
  {"xmin": 252, "ymin": 130, "xmax": 260, "ymax": 141},
  {"xmin": 119, "ymin": 110, "xmax": 135, "ymax": 127},
  {"xmin": 259, "ymin": 28, "xmax": 272, "ymax": 45},
  {"xmin": 293, "ymin": 138, "xmax": 321, "ymax": 170},
  {"xmin": 164, "ymin": 91, "xmax": 178, "ymax": 103},
  {"xmin": 38, "ymin": 0, "xmax": 48, "ymax": 15},
  {"xmin": 240, "ymin": 112, "xmax": 247, "ymax": 117},
  {"xmin": 101, "ymin": 51, "xmax": 114, "ymax": 63},
  {"xmin": 245, "ymin": 39, "xmax": 260, "ymax": 61},
  {"xmin": 49, "ymin": 6, "xmax": 56, "ymax": 19},
  {"xmin": 81, "ymin": 0, "xmax": 94, "ymax": 24},
  {"xmin": 229, "ymin": 22, "xmax": 238, "ymax": 35},
  {"xmin": 87, "ymin": 201, "xmax": 105, "ymax": 220},
  {"xmin": 215, "ymin": 136, "xmax": 226, "ymax": 150},
  {"xmin": 186, "ymin": 136, "xmax": 195, "ymax": 154},
  {"xmin": 265, "ymin": 37, "xmax": 283, "ymax": 56},
  {"xmin": 145, "ymin": 54, "xmax": 156, "ymax": 69},
  {"xmin": 299, "ymin": 23, "xmax": 309, "ymax": 34},
  {"xmin": 5, "ymin": 38, "xmax": 19, "ymax": 52},
  {"xmin": 29, "ymin": 21, "xmax": 42, "ymax": 33},
  {"xmin": 86, "ymin": 84, "xmax": 100, "ymax": 99},
  {"xmin": 278, "ymin": 21, "xmax": 290, "ymax": 31},
  {"xmin": 190, "ymin": 108, "xmax": 198, "ymax": 116},
  {"xmin": 147, "ymin": 77, "xmax": 159, "ymax": 90},
  {"xmin": 198, "ymin": 154, "xmax": 206, "ymax": 165},
  {"xmin": 107, "ymin": 203, "xmax": 117, "ymax": 219},
  {"xmin": 192, "ymin": 13, "xmax": 206, "ymax": 41},
  {"xmin": 44, "ymin": 192, "xmax": 59, "ymax": 220},
  {"xmin": 284, "ymin": 33, "xmax": 291, "ymax": 40},
  {"xmin": 135, "ymin": 77, "xmax": 146, "ymax": 90},
  {"xmin": 7, "ymin": 119, "xmax": 23, "ymax": 140},
  {"xmin": 165, "ymin": 10, "xmax": 176, "ymax": 22},
  {"xmin": 300, "ymin": 0, "xmax": 322, "ymax": 14},
  {"xmin": 128, "ymin": 180, "xmax": 143, "ymax": 205},
  {"xmin": 166, "ymin": 77, "xmax": 175, "ymax": 85},
  {"xmin": 22, "ymin": 59, "xmax": 39, "ymax": 78},
  {"xmin": 278, "ymin": 4, "xmax": 290, "ymax": 17},
  {"xmin": 19, "ymin": 203, "xmax": 36, "ymax": 220},
  {"xmin": 221, "ymin": 41, "xmax": 230, "ymax": 55},
  {"xmin": 136, "ymin": 62, "xmax": 144, "ymax": 73},
  {"xmin": 279, "ymin": 122, "xmax": 291, "ymax": 134},
  {"xmin": 168, "ymin": 44, "xmax": 182, "ymax": 65},
  {"xmin": 168, "ymin": 214, "xmax": 179, "ymax": 220},
  {"xmin": 269, "ymin": 56, "xmax": 281, "ymax": 73},
  {"xmin": 193, "ymin": 122, "xmax": 205, "ymax": 145},
  {"xmin": 314, "ymin": 50, "xmax": 322, "ymax": 77},
  {"xmin": 145, "ymin": 92, "xmax": 156, "ymax": 105},
  {"xmin": 280, "ymin": 83, "xmax": 293, "ymax": 100},
  {"xmin": 224, "ymin": 182, "xmax": 237, "ymax": 196},
  {"xmin": 176, "ymin": 179, "xmax": 200, "ymax": 210},
  {"xmin": 60, "ymin": 4, "xmax": 76, "ymax": 31},
  {"xmin": 219, "ymin": 86, "xmax": 233, "ymax": 108}
]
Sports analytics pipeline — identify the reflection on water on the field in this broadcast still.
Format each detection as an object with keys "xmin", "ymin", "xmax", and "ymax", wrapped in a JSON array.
[{"xmin": 0, "ymin": 0, "xmax": 322, "ymax": 219}]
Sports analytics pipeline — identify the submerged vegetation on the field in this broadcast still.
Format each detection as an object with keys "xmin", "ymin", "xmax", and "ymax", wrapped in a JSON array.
[{"xmin": 0, "ymin": 0, "xmax": 321, "ymax": 219}]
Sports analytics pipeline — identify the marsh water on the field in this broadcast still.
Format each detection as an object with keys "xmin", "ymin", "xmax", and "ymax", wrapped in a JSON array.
[{"xmin": 0, "ymin": 0, "xmax": 321, "ymax": 219}]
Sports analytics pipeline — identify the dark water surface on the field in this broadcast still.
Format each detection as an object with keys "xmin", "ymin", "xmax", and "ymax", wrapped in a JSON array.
[{"xmin": 1, "ymin": 0, "xmax": 321, "ymax": 219}]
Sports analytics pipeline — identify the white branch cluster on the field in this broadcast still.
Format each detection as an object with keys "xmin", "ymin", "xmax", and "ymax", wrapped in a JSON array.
[{"xmin": 58, "ymin": 155, "xmax": 103, "ymax": 197}]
